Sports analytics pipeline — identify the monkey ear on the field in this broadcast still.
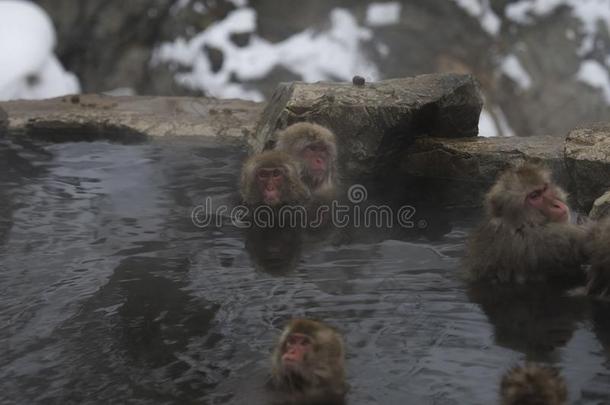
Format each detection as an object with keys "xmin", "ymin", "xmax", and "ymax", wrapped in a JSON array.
[
  {"xmin": 485, "ymin": 190, "xmax": 504, "ymax": 217},
  {"xmin": 489, "ymin": 199, "xmax": 502, "ymax": 217}
]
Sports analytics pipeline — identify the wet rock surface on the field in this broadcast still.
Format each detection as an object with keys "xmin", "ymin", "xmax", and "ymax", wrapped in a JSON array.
[
  {"xmin": 590, "ymin": 191, "xmax": 610, "ymax": 221},
  {"xmin": 1, "ymin": 87, "xmax": 608, "ymax": 210},
  {"xmin": 253, "ymin": 73, "xmax": 483, "ymax": 180},
  {"xmin": 398, "ymin": 135, "xmax": 568, "ymax": 208},
  {"xmin": 1, "ymin": 94, "xmax": 263, "ymax": 142},
  {"xmin": 566, "ymin": 124, "xmax": 610, "ymax": 210}
]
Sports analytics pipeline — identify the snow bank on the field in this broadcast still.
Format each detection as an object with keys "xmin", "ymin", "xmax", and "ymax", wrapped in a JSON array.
[
  {"xmin": 0, "ymin": 0, "xmax": 80, "ymax": 101},
  {"xmin": 577, "ymin": 60, "xmax": 610, "ymax": 103},
  {"xmin": 451, "ymin": 0, "xmax": 501, "ymax": 36},
  {"xmin": 153, "ymin": 7, "xmax": 379, "ymax": 101},
  {"xmin": 500, "ymin": 54, "xmax": 532, "ymax": 91},
  {"xmin": 365, "ymin": 2, "xmax": 402, "ymax": 27}
]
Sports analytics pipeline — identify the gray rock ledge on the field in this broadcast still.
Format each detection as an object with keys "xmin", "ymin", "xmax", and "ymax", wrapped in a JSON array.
[{"xmin": 1, "ymin": 94, "xmax": 263, "ymax": 142}]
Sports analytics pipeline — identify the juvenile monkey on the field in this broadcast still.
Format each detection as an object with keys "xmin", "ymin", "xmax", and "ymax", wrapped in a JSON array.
[
  {"xmin": 240, "ymin": 150, "xmax": 309, "ymax": 207},
  {"xmin": 500, "ymin": 364, "xmax": 567, "ymax": 405},
  {"xmin": 275, "ymin": 123, "xmax": 338, "ymax": 201},
  {"xmin": 270, "ymin": 319, "xmax": 347, "ymax": 404},
  {"xmin": 467, "ymin": 162, "xmax": 587, "ymax": 284}
]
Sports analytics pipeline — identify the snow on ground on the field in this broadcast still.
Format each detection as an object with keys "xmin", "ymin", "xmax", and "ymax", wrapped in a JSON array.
[
  {"xmin": 506, "ymin": 0, "xmax": 610, "ymax": 104},
  {"xmin": 0, "ymin": 0, "xmax": 80, "ymax": 101},
  {"xmin": 365, "ymin": 2, "xmax": 402, "ymax": 27},
  {"xmin": 478, "ymin": 108, "xmax": 498, "ymax": 137},
  {"xmin": 500, "ymin": 54, "xmax": 532, "ymax": 91},
  {"xmin": 479, "ymin": 105, "xmax": 515, "ymax": 137},
  {"xmin": 577, "ymin": 60, "xmax": 610, "ymax": 103},
  {"xmin": 506, "ymin": 0, "xmax": 610, "ymax": 55},
  {"xmin": 451, "ymin": 0, "xmax": 501, "ymax": 36},
  {"xmin": 153, "ymin": 7, "xmax": 379, "ymax": 101}
]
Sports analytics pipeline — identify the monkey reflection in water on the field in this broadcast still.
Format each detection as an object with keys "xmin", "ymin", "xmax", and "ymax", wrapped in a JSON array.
[
  {"xmin": 269, "ymin": 319, "xmax": 347, "ymax": 405},
  {"xmin": 245, "ymin": 226, "xmax": 303, "ymax": 276},
  {"xmin": 468, "ymin": 282, "xmax": 587, "ymax": 357}
]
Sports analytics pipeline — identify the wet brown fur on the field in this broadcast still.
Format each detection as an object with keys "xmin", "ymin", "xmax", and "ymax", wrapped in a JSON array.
[
  {"xmin": 467, "ymin": 163, "xmax": 587, "ymax": 283},
  {"xmin": 500, "ymin": 364, "xmax": 567, "ymax": 405},
  {"xmin": 586, "ymin": 217, "xmax": 610, "ymax": 298},
  {"xmin": 275, "ymin": 122, "xmax": 338, "ymax": 201},
  {"xmin": 240, "ymin": 150, "xmax": 309, "ymax": 206},
  {"xmin": 270, "ymin": 319, "xmax": 346, "ymax": 403}
]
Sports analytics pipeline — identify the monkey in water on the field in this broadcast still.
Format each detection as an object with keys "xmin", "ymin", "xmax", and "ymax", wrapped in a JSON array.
[
  {"xmin": 500, "ymin": 364, "xmax": 567, "ymax": 405},
  {"xmin": 270, "ymin": 319, "xmax": 347, "ymax": 404},
  {"xmin": 467, "ymin": 162, "xmax": 587, "ymax": 284},
  {"xmin": 240, "ymin": 150, "xmax": 310, "ymax": 207},
  {"xmin": 585, "ymin": 217, "xmax": 610, "ymax": 298},
  {"xmin": 276, "ymin": 123, "xmax": 338, "ymax": 202}
]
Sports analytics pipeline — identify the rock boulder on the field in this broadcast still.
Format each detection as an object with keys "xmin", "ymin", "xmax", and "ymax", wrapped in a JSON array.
[
  {"xmin": 252, "ymin": 73, "xmax": 483, "ymax": 180},
  {"xmin": 589, "ymin": 191, "xmax": 610, "ymax": 221},
  {"xmin": 565, "ymin": 125, "xmax": 610, "ymax": 210}
]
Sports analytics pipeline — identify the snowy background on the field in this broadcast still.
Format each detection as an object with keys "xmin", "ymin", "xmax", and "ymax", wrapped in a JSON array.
[{"xmin": 1, "ymin": 0, "xmax": 610, "ymax": 137}]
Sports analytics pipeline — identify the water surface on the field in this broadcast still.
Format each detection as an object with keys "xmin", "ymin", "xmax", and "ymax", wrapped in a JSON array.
[{"xmin": 0, "ymin": 137, "xmax": 608, "ymax": 405}]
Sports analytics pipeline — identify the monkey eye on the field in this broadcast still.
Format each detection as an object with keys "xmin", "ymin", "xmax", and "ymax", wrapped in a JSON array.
[
  {"xmin": 272, "ymin": 168, "xmax": 282, "ymax": 178},
  {"xmin": 527, "ymin": 189, "xmax": 542, "ymax": 200},
  {"xmin": 307, "ymin": 144, "xmax": 326, "ymax": 153},
  {"xmin": 287, "ymin": 334, "xmax": 311, "ymax": 346}
]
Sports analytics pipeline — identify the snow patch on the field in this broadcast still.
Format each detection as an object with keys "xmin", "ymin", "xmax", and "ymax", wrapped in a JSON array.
[
  {"xmin": 478, "ymin": 108, "xmax": 498, "ymax": 137},
  {"xmin": 479, "ymin": 105, "xmax": 515, "ymax": 137},
  {"xmin": 451, "ymin": 0, "xmax": 501, "ymax": 36},
  {"xmin": 153, "ymin": 7, "xmax": 379, "ymax": 101},
  {"xmin": 500, "ymin": 54, "xmax": 532, "ymax": 90},
  {"xmin": 0, "ymin": 0, "xmax": 80, "ymax": 100},
  {"xmin": 576, "ymin": 60, "xmax": 610, "ymax": 104},
  {"xmin": 506, "ymin": 0, "xmax": 610, "ymax": 55},
  {"xmin": 365, "ymin": 2, "xmax": 402, "ymax": 27}
]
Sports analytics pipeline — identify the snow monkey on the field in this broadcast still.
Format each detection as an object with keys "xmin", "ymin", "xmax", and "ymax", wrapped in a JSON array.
[
  {"xmin": 240, "ymin": 150, "xmax": 309, "ymax": 207},
  {"xmin": 467, "ymin": 162, "xmax": 587, "ymax": 284},
  {"xmin": 585, "ymin": 217, "xmax": 610, "ymax": 298},
  {"xmin": 275, "ymin": 123, "xmax": 338, "ymax": 201},
  {"xmin": 270, "ymin": 319, "xmax": 347, "ymax": 404},
  {"xmin": 500, "ymin": 364, "xmax": 567, "ymax": 405}
]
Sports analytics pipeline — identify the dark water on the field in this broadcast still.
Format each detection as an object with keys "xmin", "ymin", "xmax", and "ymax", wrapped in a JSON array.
[{"xmin": 0, "ymin": 137, "xmax": 608, "ymax": 405}]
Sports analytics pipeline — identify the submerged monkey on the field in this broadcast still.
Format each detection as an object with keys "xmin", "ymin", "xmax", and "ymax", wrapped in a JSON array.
[
  {"xmin": 269, "ymin": 319, "xmax": 347, "ymax": 404},
  {"xmin": 500, "ymin": 364, "xmax": 567, "ymax": 405},
  {"xmin": 240, "ymin": 150, "xmax": 310, "ymax": 207},
  {"xmin": 276, "ymin": 122, "xmax": 339, "ymax": 202},
  {"xmin": 467, "ymin": 162, "xmax": 587, "ymax": 284}
]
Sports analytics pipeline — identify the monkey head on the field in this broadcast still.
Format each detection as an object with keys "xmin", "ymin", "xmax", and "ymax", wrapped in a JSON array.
[
  {"xmin": 500, "ymin": 364, "xmax": 567, "ymax": 405},
  {"xmin": 240, "ymin": 151, "xmax": 309, "ymax": 207},
  {"xmin": 276, "ymin": 122, "xmax": 338, "ymax": 191},
  {"xmin": 271, "ymin": 319, "xmax": 346, "ymax": 397},
  {"xmin": 486, "ymin": 163, "xmax": 570, "ymax": 226}
]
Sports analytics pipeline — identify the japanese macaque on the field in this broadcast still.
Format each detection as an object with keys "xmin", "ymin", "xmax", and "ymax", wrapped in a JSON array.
[
  {"xmin": 467, "ymin": 162, "xmax": 587, "ymax": 284},
  {"xmin": 275, "ymin": 123, "xmax": 338, "ymax": 201},
  {"xmin": 500, "ymin": 364, "xmax": 567, "ymax": 405},
  {"xmin": 240, "ymin": 151, "xmax": 309, "ymax": 207},
  {"xmin": 270, "ymin": 319, "xmax": 347, "ymax": 404},
  {"xmin": 585, "ymin": 217, "xmax": 610, "ymax": 298}
]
